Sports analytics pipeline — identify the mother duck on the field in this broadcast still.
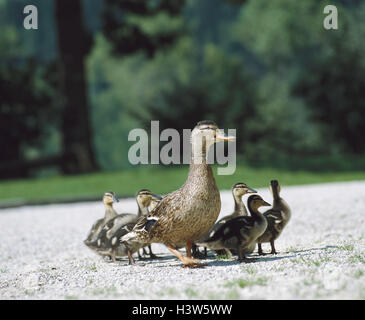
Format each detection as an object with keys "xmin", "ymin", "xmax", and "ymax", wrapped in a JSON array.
[{"xmin": 121, "ymin": 120, "xmax": 235, "ymax": 267}]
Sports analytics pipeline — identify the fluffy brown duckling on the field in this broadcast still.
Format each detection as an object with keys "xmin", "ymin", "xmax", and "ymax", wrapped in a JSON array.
[
  {"xmin": 140, "ymin": 191, "xmax": 163, "ymax": 258},
  {"xmin": 89, "ymin": 189, "xmax": 161, "ymax": 262},
  {"xmin": 256, "ymin": 180, "xmax": 291, "ymax": 255},
  {"xmin": 197, "ymin": 182, "xmax": 257, "ymax": 258},
  {"xmin": 195, "ymin": 195, "xmax": 270, "ymax": 262},
  {"xmin": 84, "ymin": 191, "xmax": 119, "ymax": 248}
]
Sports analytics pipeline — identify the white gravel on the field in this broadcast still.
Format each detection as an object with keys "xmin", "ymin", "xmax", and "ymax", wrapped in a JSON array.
[{"xmin": 0, "ymin": 181, "xmax": 365, "ymax": 300}]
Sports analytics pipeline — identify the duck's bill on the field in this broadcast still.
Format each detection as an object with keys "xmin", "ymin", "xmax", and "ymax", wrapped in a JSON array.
[
  {"xmin": 215, "ymin": 131, "xmax": 236, "ymax": 142},
  {"xmin": 262, "ymin": 201, "xmax": 271, "ymax": 206},
  {"xmin": 112, "ymin": 196, "xmax": 119, "ymax": 202},
  {"xmin": 247, "ymin": 187, "xmax": 257, "ymax": 193},
  {"xmin": 151, "ymin": 194, "xmax": 163, "ymax": 201}
]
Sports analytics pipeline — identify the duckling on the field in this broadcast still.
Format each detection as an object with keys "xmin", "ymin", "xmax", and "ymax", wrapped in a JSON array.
[
  {"xmin": 256, "ymin": 180, "xmax": 291, "ymax": 255},
  {"xmin": 93, "ymin": 189, "xmax": 161, "ymax": 262},
  {"xmin": 195, "ymin": 195, "xmax": 270, "ymax": 262},
  {"xmin": 98, "ymin": 219, "xmax": 138, "ymax": 263},
  {"xmin": 143, "ymin": 194, "xmax": 163, "ymax": 258},
  {"xmin": 134, "ymin": 189, "xmax": 163, "ymax": 260},
  {"xmin": 121, "ymin": 120, "xmax": 235, "ymax": 267},
  {"xmin": 84, "ymin": 191, "xmax": 119, "ymax": 248},
  {"xmin": 111, "ymin": 191, "xmax": 163, "ymax": 264},
  {"xmin": 207, "ymin": 182, "xmax": 257, "ymax": 257}
]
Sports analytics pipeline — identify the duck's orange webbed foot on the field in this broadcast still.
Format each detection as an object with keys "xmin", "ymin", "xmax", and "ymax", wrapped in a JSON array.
[
  {"xmin": 181, "ymin": 256, "xmax": 207, "ymax": 268},
  {"xmin": 167, "ymin": 243, "xmax": 207, "ymax": 268}
]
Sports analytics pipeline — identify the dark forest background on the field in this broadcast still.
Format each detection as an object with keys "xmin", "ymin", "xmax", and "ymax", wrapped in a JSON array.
[{"xmin": 1, "ymin": 0, "xmax": 364, "ymax": 181}]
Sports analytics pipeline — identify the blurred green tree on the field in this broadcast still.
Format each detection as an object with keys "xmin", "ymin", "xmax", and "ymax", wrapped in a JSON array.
[
  {"xmin": 102, "ymin": 0, "xmax": 186, "ymax": 57},
  {"xmin": 131, "ymin": 42, "xmax": 258, "ymax": 149},
  {"xmin": 86, "ymin": 0, "xmax": 365, "ymax": 170},
  {"xmin": 231, "ymin": 0, "xmax": 365, "ymax": 161},
  {"xmin": 0, "ymin": 1, "xmax": 56, "ymax": 179},
  {"xmin": 294, "ymin": 2, "xmax": 365, "ymax": 154},
  {"xmin": 87, "ymin": 0, "xmax": 186, "ymax": 169}
]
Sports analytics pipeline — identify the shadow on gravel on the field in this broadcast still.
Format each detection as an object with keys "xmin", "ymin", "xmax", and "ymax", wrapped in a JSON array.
[
  {"xmin": 102, "ymin": 246, "xmax": 340, "ymax": 267},
  {"xmin": 122, "ymin": 252, "xmax": 302, "ymax": 267},
  {"xmin": 289, "ymin": 245, "xmax": 339, "ymax": 255},
  {"xmin": 255, "ymin": 254, "xmax": 297, "ymax": 262},
  {"xmin": 114, "ymin": 254, "xmax": 175, "ymax": 266},
  {"xmin": 206, "ymin": 259, "xmax": 241, "ymax": 267},
  {"xmin": 255, "ymin": 245, "xmax": 339, "ymax": 262},
  {"xmin": 107, "ymin": 247, "xmax": 339, "ymax": 267}
]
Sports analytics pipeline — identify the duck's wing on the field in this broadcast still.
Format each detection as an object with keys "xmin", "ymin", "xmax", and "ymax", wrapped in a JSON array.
[
  {"xmin": 198, "ymin": 216, "xmax": 254, "ymax": 250},
  {"xmin": 85, "ymin": 214, "xmax": 132, "ymax": 247},
  {"xmin": 94, "ymin": 214, "xmax": 138, "ymax": 249},
  {"xmin": 216, "ymin": 213, "xmax": 234, "ymax": 225},
  {"xmin": 212, "ymin": 211, "xmax": 247, "ymax": 233},
  {"xmin": 104, "ymin": 213, "xmax": 138, "ymax": 235},
  {"xmin": 263, "ymin": 208, "xmax": 285, "ymax": 225},
  {"xmin": 200, "ymin": 216, "xmax": 232, "ymax": 242},
  {"xmin": 108, "ymin": 221, "xmax": 137, "ymax": 249},
  {"xmin": 205, "ymin": 216, "xmax": 254, "ymax": 242},
  {"xmin": 132, "ymin": 190, "xmax": 181, "ymax": 234}
]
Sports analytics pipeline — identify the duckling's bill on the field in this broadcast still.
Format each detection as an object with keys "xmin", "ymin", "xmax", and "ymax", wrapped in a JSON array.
[
  {"xmin": 261, "ymin": 200, "xmax": 271, "ymax": 207},
  {"xmin": 246, "ymin": 187, "xmax": 257, "ymax": 193},
  {"xmin": 151, "ymin": 194, "xmax": 163, "ymax": 201},
  {"xmin": 215, "ymin": 130, "xmax": 236, "ymax": 142}
]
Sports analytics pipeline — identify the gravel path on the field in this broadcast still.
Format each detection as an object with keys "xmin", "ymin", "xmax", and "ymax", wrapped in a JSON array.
[{"xmin": 0, "ymin": 181, "xmax": 364, "ymax": 300}]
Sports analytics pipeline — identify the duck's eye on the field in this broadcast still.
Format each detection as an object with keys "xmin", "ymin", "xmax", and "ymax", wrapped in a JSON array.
[{"xmin": 201, "ymin": 126, "xmax": 216, "ymax": 131}]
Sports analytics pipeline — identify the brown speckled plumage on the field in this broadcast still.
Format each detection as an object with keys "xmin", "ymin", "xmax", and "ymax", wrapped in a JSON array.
[
  {"xmin": 122, "ymin": 121, "xmax": 234, "ymax": 267},
  {"xmin": 143, "ymin": 163, "xmax": 221, "ymax": 246}
]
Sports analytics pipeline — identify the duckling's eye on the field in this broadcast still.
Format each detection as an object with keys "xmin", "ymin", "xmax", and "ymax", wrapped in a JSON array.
[{"xmin": 201, "ymin": 126, "xmax": 216, "ymax": 131}]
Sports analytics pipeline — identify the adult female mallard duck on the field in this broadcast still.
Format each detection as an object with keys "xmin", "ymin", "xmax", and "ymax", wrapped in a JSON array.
[
  {"xmin": 256, "ymin": 180, "xmax": 291, "ymax": 255},
  {"xmin": 204, "ymin": 182, "xmax": 257, "ymax": 257},
  {"xmin": 84, "ymin": 191, "xmax": 119, "ymax": 247},
  {"xmin": 121, "ymin": 120, "xmax": 235, "ymax": 267},
  {"xmin": 195, "ymin": 195, "xmax": 270, "ymax": 262},
  {"xmin": 91, "ymin": 189, "xmax": 161, "ymax": 262}
]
